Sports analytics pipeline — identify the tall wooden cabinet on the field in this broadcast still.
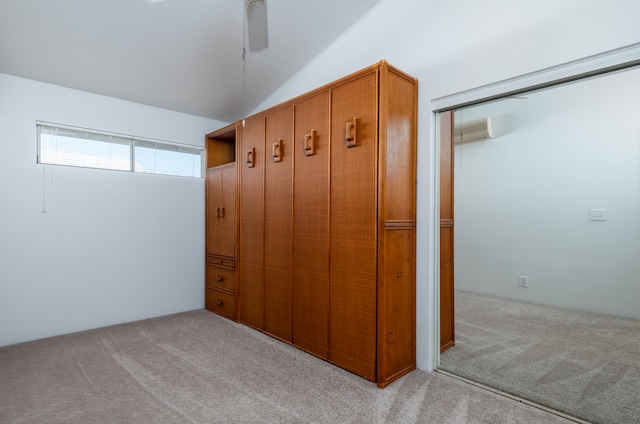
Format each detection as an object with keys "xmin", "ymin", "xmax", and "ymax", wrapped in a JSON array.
[
  {"xmin": 205, "ymin": 124, "xmax": 238, "ymax": 320},
  {"xmin": 206, "ymin": 61, "xmax": 417, "ymax": 388}
]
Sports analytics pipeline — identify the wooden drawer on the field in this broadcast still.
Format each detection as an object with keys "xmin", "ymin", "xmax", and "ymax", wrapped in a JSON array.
[
  {"xmin": 206, "ymin": 266, "xmax": 235, "ymax": 293},
  {"xmin": 205, "ymin": 288, "xmax": 236, "ymax": 320},
  {"xmin": 207, "ymin": 256, "xmax": 235, "ymax": 269}
]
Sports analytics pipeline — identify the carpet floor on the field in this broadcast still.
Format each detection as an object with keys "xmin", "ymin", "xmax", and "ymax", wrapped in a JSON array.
[
  {"xmin": 0, "ymin": 309, "xmax": 574, "ymax": 424},
  {"xmin": 439, "ymin": 290, "xmax": 640, "ymax": 424}
]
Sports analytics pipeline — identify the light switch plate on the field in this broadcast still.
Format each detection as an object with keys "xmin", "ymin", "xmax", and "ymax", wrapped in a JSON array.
[{"xmin": 589, "ymin": 209, "xmax": 607, "ymax": 221}]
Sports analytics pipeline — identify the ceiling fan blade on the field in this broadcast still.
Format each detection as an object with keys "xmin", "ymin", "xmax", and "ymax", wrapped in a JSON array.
[{"xmin": 246, "ymin": 0, "xmax": 268, "ymax": 52}]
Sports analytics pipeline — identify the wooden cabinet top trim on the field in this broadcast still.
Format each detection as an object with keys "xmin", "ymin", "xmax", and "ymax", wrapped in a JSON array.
[{"xmin": 237, "ymin": 61, "xmax": 417, "ymax": 125}]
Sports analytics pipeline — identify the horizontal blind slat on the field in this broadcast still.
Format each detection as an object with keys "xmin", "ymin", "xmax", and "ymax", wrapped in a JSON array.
[{"xmin": 36, "ymin": 123, "xmax": 203, "ymax": 178}]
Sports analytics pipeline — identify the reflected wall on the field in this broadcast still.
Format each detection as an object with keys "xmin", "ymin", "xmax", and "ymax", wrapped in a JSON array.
[{"xmin": 453, "ymin": 67, "xmax": 640, "ymax": 319}]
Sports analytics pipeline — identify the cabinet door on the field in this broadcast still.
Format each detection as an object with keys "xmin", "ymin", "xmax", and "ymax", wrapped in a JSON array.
[
  {"xmin": 219, "ymin": 164, "xmax": 236, "ymax": 258},
  {"xmin": 329, "ymin": 72, "xmax": 378, "ymax": 380},
  {"xmin": 205, "ymin": 167, "xmax": 221, "ymax": 255},
  {"xmin": 264, "ymin": 106, "xmax": 294, "ymax": 342},
  {"xmin": 292, "ymin": 92, "xmax": 330, "ymax": 359},
  {"xmin": 239, "ymin": 117, "xmax": 265, "ymax": 330}
]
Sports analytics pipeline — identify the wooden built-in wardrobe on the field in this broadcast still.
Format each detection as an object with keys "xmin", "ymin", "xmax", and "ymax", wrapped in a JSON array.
[{"xmin": 205, "ymin": 61, "xmax": 417, "ymax": 388}]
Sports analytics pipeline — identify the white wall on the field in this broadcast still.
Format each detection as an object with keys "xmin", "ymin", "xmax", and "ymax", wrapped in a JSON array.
[
  {"xmin": 251, "ymin": 0, "xmax": 640, "ymax": 370},
  {"xmin": 0, "ymin": 73, "xmax": 226, "ymax": 347},
  {"xmin": 454, "ymin": 68, "xmax": 640, "ymax": 319}
]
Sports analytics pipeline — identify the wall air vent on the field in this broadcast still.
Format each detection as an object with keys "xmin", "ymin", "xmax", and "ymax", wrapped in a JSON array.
[{"xmin": 454, "ymin": 117, "xmax": 493, "ymax": 144}]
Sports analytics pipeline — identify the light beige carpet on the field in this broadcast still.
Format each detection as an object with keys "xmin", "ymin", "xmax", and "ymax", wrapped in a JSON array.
[
  {"xmin": 0, "ymin": 309, "xmax": 573, "ymax": 424},
  {"xmin": 440, "ymin": 290, "xmax": 640, "ymax": 424}
]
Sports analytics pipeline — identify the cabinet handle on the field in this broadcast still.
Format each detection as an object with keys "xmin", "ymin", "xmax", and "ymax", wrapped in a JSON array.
[
  {"xmin": 304, "ymin": 130, "xmax": 316, "ymax": 156},
  {"xmin": 272, "ymin": 139, "xmax": 283, "ymax": 162},
  {"xmin": 246, "ymin": 147, "xmax": 255, "ymax": 168},
  {"xmin": 216, "ymin": 275, "xmax": 224, "ymax": 282},
  {"xmin": 345, "ymin": 118, "xmax": 357, "ymax": 148},
  {"xmin": 216, "ymin": 299, "xmax": 224, "ymax": 306},
  {"xmin": 220, "ymin": 207, "xmax": 225, "ymax": 218},
  {"xmin": 216, "ymin": 207, "xmax": 220, "ymax": 218}
]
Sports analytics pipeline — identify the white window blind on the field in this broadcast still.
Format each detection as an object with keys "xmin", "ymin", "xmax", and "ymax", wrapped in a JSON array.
[
  {"xmin": 134, "ymin": 140, "xmax": 202, "ymax": 177},
  {"xmin": 37, "ymin": 122, "xmax": 203, "ymax": 178}
]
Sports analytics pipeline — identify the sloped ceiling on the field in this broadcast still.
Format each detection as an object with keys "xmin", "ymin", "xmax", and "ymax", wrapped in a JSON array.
[{"xmin": 0, "ymin": 0, "xmax": 383, "ymax": 122}]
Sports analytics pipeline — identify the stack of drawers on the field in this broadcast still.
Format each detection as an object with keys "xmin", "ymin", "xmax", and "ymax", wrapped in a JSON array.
[{"xmin": 205, "ymin": 255, "xmax": 236, "ymax": 319}]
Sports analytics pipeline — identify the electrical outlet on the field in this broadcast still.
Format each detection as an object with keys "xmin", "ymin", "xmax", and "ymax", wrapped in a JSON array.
[{"xmin": 518, "ymin": 275, "xmax": 529, "ymax": 288}]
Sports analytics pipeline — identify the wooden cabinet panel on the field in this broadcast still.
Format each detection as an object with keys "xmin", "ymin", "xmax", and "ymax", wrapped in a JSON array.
[
  {"xmin": 439, "ymin": 110, "xmax": 455, "ymax": 352},
  {"xmin": 329, "ymin": 73, "xmax": 378, "ymax": 380},
  {"xmin": 292, "ymin": 92, "xmax": 330, "ymax": 359},
  {"xmin": 381, "ymin": 72, "xmax": 417, "ymax": 222},
  {"xmin": 206, "ymin": 167, "xmax": 222, "ymax": 255},
  {"xmin": 219, "ymin": 164, "xmax": 236, "ymax": 257},
  {"xmin": 376, "ymin": 67, "xmax": 418, "ymax": 385},
  {"xmin": 204, "ymin": 124, "xmax": 238, "ymax": 322},
  {"xmin": 211, "ymin": 62, "xmax": 417, "ymax": 387},
  {"xmin": 264, "ymin": 106, "xmax": 294, "ymax": 342},
  {"xmin": 206, "ymin": 164, "xmax": 235, "ymax": 257},
  {"xmin": 239, "ymin": 117, "xmax": 265, "ymax": 330},
  {"xmin": 378, "ymin": 229, "xmax": 416, "ymax": 385},
  {"xmin": 440, "ymin": 225, "xmax": 455, "ymax": 352},
  {"xmin": 440, "ymin": 111, "xmax": 454, "ymax": 222}
]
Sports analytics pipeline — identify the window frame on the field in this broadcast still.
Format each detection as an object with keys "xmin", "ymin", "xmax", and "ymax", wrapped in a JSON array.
[{"xmin": 36, "ymin": 121, "xmax": 205, "ymax": 178}]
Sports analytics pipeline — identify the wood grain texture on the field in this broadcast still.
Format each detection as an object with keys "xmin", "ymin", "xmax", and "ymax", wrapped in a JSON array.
[
  {"xmin": 378, "ymin": 229, "xmax": 416, "ymax": 386},
  {"xmin": 205, "ymin": 123, "xmax": 236, "ymax": 168},
  {"xmin": 205, "ymin": 124, "xmax": 239, "ymax": 323},
  {"xmin": 239, "ymin": 116, "xmax": 265, "ymax": 331},
  {"xmin": 207, "ymin": 62, "xmax": 418, "ymax": 387},
  {"xmin": 205, "ymin": 167, "xmax": 222, "ymax": 255},
  {"xmin": 206, "ymin": 163, "xmax": 236, "ymax": 257},
  {"xmin": 264, "ymin": 106, "xmax": 294, "ymax": 342},
  {"xmin": 379, "ymin": 68, "xmax": 417, "ymax": 223},
  {"xmin": 292, "ymin": 92, "xmax": 331, "ymax": 359},
  {"xmin": 219, "ymin": 164, "xmax": 236, "ymax": 257},
  {"xmin": 439, "ymin": 110, "xmax": 455, "ymax": 352},
  {"xmin": 440, "ymin": 225, "xmax": 455, "ymax": 352},
  {"xmin": 376, "ymin": 65, "xmax": 417, "ymax": 387},
  {"xmin": 329, "ymin": 72, "xmax": 378, "ymax": 381},
  {"xmin": 440, "ymin": 111, "xmax": 454, "ymax": 222}
]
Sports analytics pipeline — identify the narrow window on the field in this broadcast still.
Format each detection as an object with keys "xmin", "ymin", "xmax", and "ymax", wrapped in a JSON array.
[{"xmin": 36, "ymin": 122, "xmax": 203, "ymax": 178}]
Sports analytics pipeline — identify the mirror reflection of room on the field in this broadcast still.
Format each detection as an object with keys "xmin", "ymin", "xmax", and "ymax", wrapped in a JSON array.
[{"xmin": 439, "ymin": 66, "xmax": 640, "ymax": 424}]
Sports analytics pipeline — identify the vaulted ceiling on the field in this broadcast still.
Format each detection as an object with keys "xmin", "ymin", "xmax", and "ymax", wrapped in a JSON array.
[{"xmin": 0, "ymin": 0, "xmax": 383, "ymax": 122}]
